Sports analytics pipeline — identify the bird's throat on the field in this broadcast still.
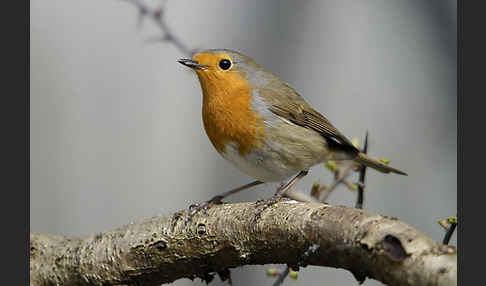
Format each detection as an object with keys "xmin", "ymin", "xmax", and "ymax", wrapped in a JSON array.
[{"xmin": 198, "ymin": 71, "xmax": 265, "ymax": 156}]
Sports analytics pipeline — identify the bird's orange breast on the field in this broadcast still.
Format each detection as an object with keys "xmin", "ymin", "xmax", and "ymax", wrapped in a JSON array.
[{"xmin": 197, "ymin": 71, "xmax": 265, "ymax": 156}]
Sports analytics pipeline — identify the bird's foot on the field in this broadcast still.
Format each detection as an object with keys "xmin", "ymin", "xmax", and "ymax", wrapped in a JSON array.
[
  {"xmin": 252, "ymin": 194, "xmax": 285, "ymax": 224},
  {"xmin": 184, "ymin": 195, "xmax": 224, "ymax": 226}
]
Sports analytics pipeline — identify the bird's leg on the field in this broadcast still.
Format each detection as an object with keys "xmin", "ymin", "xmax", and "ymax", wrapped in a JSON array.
[
  {"xmin": 274, "ymin": 170, "xmax": 308, "ymax": 197},
  {"xmin": 254, "ymin": 170, "xmax": 308, "ymax": 222},
  {"xmin": 185, "ymin": 180, "xmax": 263, "ymax": 226}
]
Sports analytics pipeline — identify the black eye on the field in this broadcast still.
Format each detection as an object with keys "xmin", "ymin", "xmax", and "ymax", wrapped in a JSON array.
[{"xmin": 219, "ymin": 59, "xmax": 232, "ymax": 70}]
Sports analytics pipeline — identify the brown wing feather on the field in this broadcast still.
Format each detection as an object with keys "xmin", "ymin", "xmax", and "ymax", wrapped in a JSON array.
[
  {"xmin": 268, "ymin": 103, "xmax": 359, "ymax": 153},
  {"xmin": 260, "ymin": 82, "xmax": 359, "ymax": 154}
]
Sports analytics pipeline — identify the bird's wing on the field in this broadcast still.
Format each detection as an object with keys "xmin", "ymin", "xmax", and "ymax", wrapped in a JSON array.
[{"xmin": 260, "ymin": 81, "xmax": 359, "ymax": 154}]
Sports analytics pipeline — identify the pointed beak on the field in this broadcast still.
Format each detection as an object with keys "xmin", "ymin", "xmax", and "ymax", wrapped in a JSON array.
[{"xmin": 177, "ymin": 58, "xmax": 208, "ymax": 70}]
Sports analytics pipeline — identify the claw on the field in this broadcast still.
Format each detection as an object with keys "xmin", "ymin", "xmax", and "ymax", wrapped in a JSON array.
[
  {"xmin": 185, "ymin": 202, "xmax": 209, "ymax": 226},
  {"xmin": 183, "ymin": 181, "xmax": 264, "ymax": 227},
  {"xmin": 252, "ymin": 194, "xmax": 284, "ymax": 225},
  {"xmin": 184, "ymin": 196, "xmax": 225, "ymax": 226}
]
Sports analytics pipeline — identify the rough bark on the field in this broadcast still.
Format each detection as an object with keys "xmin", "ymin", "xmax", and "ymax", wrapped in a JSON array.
[{"xmin": 30, "ymin": 201, "xmax": 457, "ymax": 286}]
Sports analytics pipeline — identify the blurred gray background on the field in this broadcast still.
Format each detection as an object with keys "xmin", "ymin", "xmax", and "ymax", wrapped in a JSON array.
[{"xmin": 31, "ymin": 0, "xmax": 456, "ymax": 285}]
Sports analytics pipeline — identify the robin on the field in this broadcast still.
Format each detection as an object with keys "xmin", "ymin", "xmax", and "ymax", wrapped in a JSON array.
[{"xmin": 178, "ymin": 49, "xmax": 406, "ymax": 218}]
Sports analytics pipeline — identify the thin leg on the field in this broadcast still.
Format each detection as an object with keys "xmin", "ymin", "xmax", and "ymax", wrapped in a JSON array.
[
  {"xmin": 206, "ymin": 180, "xmax": 264, "ymax": 204},
  {"xmin": 254, "ymin": 170, "xmax": 308, "ymax": 222},
  {"xmin": 274, "ymin": 170, "xmax": 308, "ymax": 197},
  {"xmin": 185, "ymin": 180, "xmax": 263, "ymax": 226}
]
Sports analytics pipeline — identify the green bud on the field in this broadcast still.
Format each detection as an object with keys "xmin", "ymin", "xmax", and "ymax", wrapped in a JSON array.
[
  {"xmin": 379, "ymin": 157, "xmax": 390, "ymax": 165},
  {"xmin": 325, "ymin": 161, "xmax": 338, "ymax": 172},
  {"xmin": 447, "ymin": 216, "xmax": 457, "ymax": 225},
  {"xmin": 438, "ymin": 219, "xmax": 448, "ymax": 229},
  {"xmin": 266, "ymin": 268, "xmax": 279, "ymax": 277},
  {"xmin": 289, "ymin": 269, "xmax": 299, "ymax": 280},
  {"xmin": 347, "ymin": 183, "xmax": 358, "ymax": 191}
]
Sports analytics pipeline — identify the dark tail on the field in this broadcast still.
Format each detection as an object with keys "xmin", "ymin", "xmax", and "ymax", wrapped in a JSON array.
[{"xmin": 355, "ymin": 153, "xmax": 407, "ymax": 176}]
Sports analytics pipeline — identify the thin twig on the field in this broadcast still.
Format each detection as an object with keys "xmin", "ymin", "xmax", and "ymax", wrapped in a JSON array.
[
  {"xmin": 440, "ymin": 216, "xmax": 457, "ymax": 245},
  {"xmin": 356, "ymin": 131, "xmax": 368, "ymax": 209},
  {"xmin": 442, "ymin": 223, "xmax": 457, "ymax": 245},
  {"xmin": 272, "ymin": 266, "xmax": 290, "ymax": 286},
  {"xmin": 318, "ymin": 161, "xmax": 355, "ymax": 202},
  {"xmin": 121, "ymin": 0, "xmax": 195, "ymax": 56}
]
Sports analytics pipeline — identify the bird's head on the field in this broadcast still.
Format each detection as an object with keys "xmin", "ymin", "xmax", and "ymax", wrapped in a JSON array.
[{"xmin": 178, "ymin": 49, "xmax": 272, "ymax": 93}]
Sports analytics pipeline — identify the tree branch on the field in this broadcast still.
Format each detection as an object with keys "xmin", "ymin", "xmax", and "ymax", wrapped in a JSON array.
[
  {"xmin": 122, "ymin": 0, "xmax": 196, "ymax": 56},
  {"xmin": 30, "ymin": 201, "xmax": 456, "ymax": 286}
]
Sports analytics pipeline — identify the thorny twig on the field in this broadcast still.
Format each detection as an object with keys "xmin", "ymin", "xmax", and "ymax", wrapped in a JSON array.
[
  {"xmin": 271, "ymin": 266, "xmax": 290, "ymax": 286},
  {"xmin": 443, "ymin": 224, "xmax": 457, "ymax": 245},
  {"xmin": 121, "ymin": 0, "xmax": 196, "ymax": 56},
  {"xmin": 356, "ymin": 131, "xmax": 369, "ymax": 209},
  {"xmin": 439, "ymin": 216, "xmax": 457, "ymax": 245}
]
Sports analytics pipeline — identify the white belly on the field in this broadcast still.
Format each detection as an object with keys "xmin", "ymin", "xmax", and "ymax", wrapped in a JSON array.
[
  {"xmin": 217, "ymin": 109, "xmax": 353, "ymax": 182},
  {"xmin": 220, "ymin": 142, "xmax": 299, "ymax": 182}
]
